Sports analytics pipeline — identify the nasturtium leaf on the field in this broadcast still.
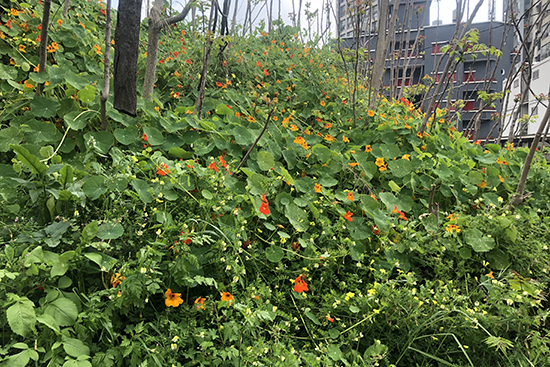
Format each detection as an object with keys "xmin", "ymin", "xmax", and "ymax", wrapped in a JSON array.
[
  {"xmin": 215, "ymin": 103, "xmax": 233, "ymax": 115},
  {"xmin": 484, "ymin": 143, "xmax": 501, "ymax": 153},
  {"xmin": 388, "ymin": 180, "xmax": 401, "ymax": 193},
  {"xmin": 327, "ymin": 344, "xmax": 343, "ymax": 361},
  {"xmin": 83, "ymin": 131, "xmax": 113, "ymax": 155},
  {"xmin": 97, "ymin": 222, "xmax": 124, "ymax": 239},
  {"xmin": 58, "ymin": 276, "xmax": 73, "ymax": 289},
  {"xmin": 63, "ymin": 111, "xmax": 91, "ymax": 131},
  {"xmin": 44, "ymin": 298, "xmax": 78, "ymax": 326},
  {"xmin": 114, "ymin": 127, "xmax": 138, "ymax": 145},
  {"xmin": 3, "ymin": 349, "xmax": 37, "ymax": 367},
  {"xmin": 465, "ymin": 228, "xmax": 496, "ymax": 252},
  {"xmin": 84, "ymin": 252, "xmax": 117, "ymax": 271},
  {"xmin": 64, "ymin": 71, "xmax": 89, "ymax": 89},
  {"xmin": 379, "ymin": 192, "xmax": 400, "ymax": 211},
  {"xmin": 82, "ymin": 176, "xmax": 107, "ymax": 200},
  {"xmin": 62, "ymin": 337, "xmax": 90, "ymax": 358},
  {"xmin": 31, "ymin": 96, "xmax": 60, "ymax": 118},
  {"xmin": 77, "ymin": 85, "xmax": 96, "ymax": 104},
  {"xmin": 202, "ymin": 189, "xmax": 213, "ymax": 200},
  {"xmin": 305, "ymin": 310, "xmax": 321, "ymax": 325},
  {"xmin": 379, "ymin": 144, "xmax": 401, "ymax": 159},
  {"xmin": 459, "ymin": 246, "xmax": 472, "ymax": 259},
  {"xmin": 486, "ymin": 249, "xmax": 510, "ymax": 270},
  {"xmin": 349, "ymin": 305, "xmax": 360, "ymax": 313},
  {"xmin": 81, "ymin": 221, "xmax": 98, "ymax": 244},
  {"xmin": 143, "ymin": 126, "xmax": 164, "ymax": 145},
  {"xmin": 285, "ymin": 204, "xmax": 309, "ymax": 232},
  {"xmin": 347, "ymin": 217, "xmax": 369, "ymax": 240},
  {"xmin": 233, "ymin": 126, "xmax": 254, "ymax": 145},
  {"xmin": 388, "ymin": 159, "xmax": 412, "ymax": 178},
  {"xmin": 319, "ymin": 176, "xmax": 338, "ymax": 187},
  {"xmin": 265, "ymin": 246, "xmax": 284, "ymax": 262},
  {"xmin": 0, "ymin": 127, "xmax": 23, "ymax": 152},
  {"xmin": 7, "ymin": 297, "xmax": 36, "ymax": 337},
  {"xmin": 51, "ymin": 261, "xmax": 69, "ymax": 277},
  {"xmin": 312, "ymin": 144, "xmax": 332, "ymax": 162},
  {"xmin": 29, "ymin": 72, "xmax": 51, "ymax": 84},
  {"xmin": 155, "ymin": 211, "xmax": 173, "ymax": 224},
  {"xmin": 256, "ymin": 151, "xmax": 275, "ymax": 171},
  {"xmin": 131, "ymin": 179, "xmax": 154, "ymax": 203},
  {"xmin": 329, "ymin": 329, "xmax": 340, "ymax": 339}
]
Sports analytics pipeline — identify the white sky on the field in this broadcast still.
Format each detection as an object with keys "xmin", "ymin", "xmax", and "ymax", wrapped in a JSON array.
[{"xmin": 113, "ymin": 0, "xmax": 504, "ymax": 34}]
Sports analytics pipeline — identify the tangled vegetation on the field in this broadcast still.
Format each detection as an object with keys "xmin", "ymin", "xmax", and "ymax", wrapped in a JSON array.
[{"xmin": 2, "ymin": 0, "xmax": 550, "ymax": 366}]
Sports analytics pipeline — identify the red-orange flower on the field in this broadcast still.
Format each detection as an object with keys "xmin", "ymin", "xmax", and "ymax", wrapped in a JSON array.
[
  {"xmin": 165, "ymin": 289, "xmax": 184, "ymax": 307},
  {"xmin": 157, "ymin": 163, "xmax": 170, "ymax": 176},
  {"xmin": 259, "ymin": 193, "xmax": 270, "ymax": 215},
  {"xmin": 293, "ymin": 275, "xmax": 308, "ymax": 293},
  {"xmin": 346, "ymin": 192, "xmax": 354, "ymax": 201},
  {"xmin": 314, "ymin": 183, "xmax": 322, "ymax": 193},
  {"xmin": 371, "ymin": 225, "xmax": 380, "ymax": 235},
  {"xmin": 344, "ymin": 211, "xmax": 353, "ymax": 222},
  {"xmin": 208, "ymin": 161, "xmax": 219, "ymax": 172},
  {"xmin": 221, "ymin": 292, "xmax": 234, "ymax": 305}
]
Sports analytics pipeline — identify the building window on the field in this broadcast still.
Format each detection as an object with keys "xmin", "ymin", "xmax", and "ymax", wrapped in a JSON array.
[
  {"xmin": 464, "ymin": 101, "xmax": 475, "ymax": 111},
  {"xmin": 533, "ymin": 69, "xmax": 539, "ymax": 80}
]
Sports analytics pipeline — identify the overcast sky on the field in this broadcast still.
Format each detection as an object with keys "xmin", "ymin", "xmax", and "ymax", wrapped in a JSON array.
[{"xmin": 113, "ymin": 0, "xmax": 504, "ymax": 34}]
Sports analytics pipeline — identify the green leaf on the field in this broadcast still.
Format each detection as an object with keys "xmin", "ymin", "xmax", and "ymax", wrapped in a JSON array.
[
  {"xmin": 64, "ymin": 71, "xmax": 89, "ymax": 89},
  {"xmin": 84, "ymin": 252, "xmax": 118, "ymax": 271},
  {"xmin": 486, "ymin": 249, "xmax": 510, "ymax": 270},
  {"xmin": 81, "ymin": 221, "xmax": 98, "ymax": 244},
  {"xmin": 51, "ymin": 261, "xmax": 69, "ymax": 277},
  {"xmin": 305, "ymin": 310, "xmax": 321, "ymax": 325},
  {"xmin": 97, "ymin": 222, "xmax": 124, "ymax": 240},
  {"xmin": 131, "ymin": 179, "xmax": 153, "ymax": 203},
  {"xmin": 44, "ymin": 298, "xmax": 78, "ymax": 326},
  {"xmin": 349, "ymin": 305, "xmax": 360, "ymax": 313},
  {"xmin": 7, "ymin": 297, "xmax": 36, "ymax": 337},
  {"xmin": 285, "ymin": 204, "xmax": 310, "ymax": 232},
  {"xmin": 143, "ymin": 126, "xmax": 164, "ymax": 146},
  {"xmin": 215, "ymin": 103, "xmax": 233, "ymax": 115},
  {"xmin": 82, "ymin": 176, "xmax": 107, "ymax": 200},
  {"xmin": 114, "ymin": 127, "xmax": 138, "ymax": 145},
  {"xmin": 29, "ymin": 72, "xmax": 50, "ymax": 84},
  {"xmin": 59, "ymin": 165, "xmax": 74, "ymax": 188},
  {"xmin": 327, "ymin": 344, "xmax": 343, "ymax": 361},
  {"xmin": 77, "ymin": 85, "xmax": 96, "ymax": 104},
  {"xmin": 256, "ymin": 151, "xmax": 275, "ymax": 171},
  {"xmin": 379, "ymin": 192, "xmax": 400, "ymax": 212},
  {"xmin": 3, "ymin": 349, "xmax": 37, "ymax": 367},
  {"xmin": 465, "ymin": 228, "xmax": 496, "ymax": 252},
  {"xmin": 10, "ymin": 144, "xmax": 48, "ymax": 176},
  {"xmin": 83, "ymin": 131, "xmax": 114, "ymax": 155},
  {"xmin": 168, "ymin": 147, "xmax": 193, "ymax": 159},
  {"xmin": 31, "ymin": 96, "xmax": 60, "ymax": 118},
  {"xmin": 0, "ymin": 127, "xmax": 23, "ymax": 152},
  {"xmin": 37, "ymin": 314, "xmax": 61, "ymax": 334},
  {"xmin": 312, "ymin": 144, "xmax": 332, "ymax": 162},
  {"xmin": 63, "ymin": 338, "xmax": 90, "ymax": 358},
  {"xmin": 63, "ymin": 111, "xmax": 93, "ymax": 131},
  {"xmin": 265, "ymin": 246, "xmax": 284, "ymax": 263},
  {"xmin": 388, "ymin": 159, "xmax": 412, "ymax": 178},
  {"xmin": 232, "ymin": 126, "xmax": 254, "ymax": 145}
]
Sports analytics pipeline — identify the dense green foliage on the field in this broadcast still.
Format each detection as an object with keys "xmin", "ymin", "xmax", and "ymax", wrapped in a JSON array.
[{"xmin": 2, "ymin": 0, "xmax": 550, "ymax": 366}]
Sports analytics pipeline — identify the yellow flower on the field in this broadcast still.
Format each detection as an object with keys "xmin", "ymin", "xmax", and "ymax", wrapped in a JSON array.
[
  {"xmin": 194, "ymin": 297, "xmax": 206, "ymax": 310},
  {"xmin": 342, "ymin": 135, "xmax": 350, "ymax": 143},
  {"xmin": 289, "ymin": 124, "xmax": 298, "ymax": 131},
  {"xmin": 294, "ymin": 136, "xmax": 305, "ymax": 145},
  {"xmin": 375, "ymin": 157, "xmax": 385, "ymax": 167},
  {"xmin": 379, "ymin": 164, "xmax": 388, "ymax": 172},
  {"xmin": 368, "ymin": 110, "xmax": 375, "ymax": 117},
  {"xmin": 344, "ymin": 292, "xmax": 355, "ymax": 301},
  {"xmin": 10, "ymin": 8, "xmax": 19, "ymax": 16},
  {"xmin": 401, "ymin": 154, "xmax": 410, "ymax": 161},
  {"xmin": 324, "ymin": 134, "xmax": 335, "ymax": 142},
  {"xmin": 154, "ymin": 106, "xmax": 160, "ymax": 112},
  {"xmin": 445, "ymin": 225, "xmax": 461, "ymax": 233},
  {"xmin": 18, "ymin": 44, "xmax": 26, "ymax": 53},
  {"xmin": 499, "ymin": 175, "xmax": 505, "ymax": 182}
]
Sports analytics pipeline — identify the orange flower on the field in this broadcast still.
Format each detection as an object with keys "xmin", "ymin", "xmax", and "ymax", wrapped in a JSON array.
[
  {"xmin": 165, "ymin": 289, "xmax": 184, "ymax": 307},
  {"xmin": 256, "ymin": 61, "xmax": 261, "ymax": 67},
  {"xmin": 348, "ymin": 162, "xmax": 358, "ymax": 167},
  {"xmin": 293, "ymin": 275, "xmax": 308, "ymax": 293},
  {"xmin": 320, "ymin": 100, "xmax": 326, "ymax": 107},
  {"xmin": 499, "ymin": 175, "xmax": 505, "ymax": 182},
  {"xmin": 324, "ymin": 134, "xmax": 335, "ymax": 142},
  {"xmin": 157, "ymin": 163, "xmax": 170, "ymax": 176},
  {"xmin": 375, "ymin": 157, "xmax": 385, "ymax": 167},
  {"xmin": 346, "ymin": 192, "xmax": 354, "ymax": 201},
  {"xmin": 367, "ymin": 110, "xmax": 375, "ymax": 117},
  {"xmin": 365, "ymin": 145, "xmax": 372, "ymax": 153},
  {"xmin": 248, "ymin": 116, "xmax": 255, "ymax": 122},
  {"xmin": 221, "ymin": 291, "xmax": 234, "ymax": 305},
  {"xmin": 343, "ymin": 135, "xmax": 350, "ymax": 143},
  {"xmin": 323, "ymin": 122, "xmax": 332, "ymax": 129},
  {"xmin": 370, "ymin": 194, "xmax": 377, "ymax": 201},
  {"xmin": 379, "ymin": 164, "xmax": 388, "ymax": 171},
  {"xmin": 289, "ymin": 124, "xmax": 298, "ymax": 131},
  {"xmin": 326, "ymin": 315, "xmax": 335, "ymax": 322},
  {"xmin": 344, "ymin": 211, "xmax": 353, "ymax": 222},
  {"xmin": 57, "ymin": 19, "xmax": 63, "ymax": 26},
  {"xmin": 259, "ymin": 193, "xmax": 270, "ymax": 215},
  {"xmin": 303, "ymin": 128, "xmax": 311, "ymax": 135},
  {"xmin": 314, "ymin": 183, "xmax": 322, "ymax": 193},
  {"xmin": 110, "ymin": 273, "xmax": 125, "ymax": 288},
  {"xmin": 477, "ymin": 180, "xmax": 487, "ymax": 189},
  {"xmin": 208, "ymin": 161, "xmax": 218, "ymax": 172},
  {"xmin": 294, "ymin": 136, "xmax": 305, "ymax": 145},
  {"xmin": 263, "ymin": 69, "xmax": 269, "ymax": 76},
  {"xmin": 371, "ymin": 225, "xmax": 380, "ymax": 235},
  {"xmin": 194, "ymin": 297, "xmax": 206, "ymax": 310}
]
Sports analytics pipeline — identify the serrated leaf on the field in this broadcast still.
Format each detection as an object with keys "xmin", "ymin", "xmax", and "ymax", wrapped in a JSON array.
[
  {"xmin": 44, "ymin": 298, "xmax": 78, "ymax": 326},
  {"xmin": 7, "ymin": 297, "xmax": 36, "ymax": 337},
  {"xmin": 37, "ymin": 314, "xmax": 61, "ymax": 334},
  {"xmin": 63, "ymin": 338, "xmax": 90, "ymax": 358}
]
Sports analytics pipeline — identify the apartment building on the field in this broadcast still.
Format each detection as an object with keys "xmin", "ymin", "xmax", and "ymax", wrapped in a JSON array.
[{"xmin": 339, "ymin": 0, "xmax": 513, "ymax": 140}]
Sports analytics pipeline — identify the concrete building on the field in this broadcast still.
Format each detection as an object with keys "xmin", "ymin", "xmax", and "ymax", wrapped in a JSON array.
[{"xmin": 340, "ymin": 1, "xmax": 514, "ymax": 140}]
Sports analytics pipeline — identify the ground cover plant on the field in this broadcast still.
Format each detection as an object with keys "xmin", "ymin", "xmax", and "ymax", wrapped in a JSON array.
[{"xmin": 2, "ymin": 0, "xmax": 550, "ymax": 366}]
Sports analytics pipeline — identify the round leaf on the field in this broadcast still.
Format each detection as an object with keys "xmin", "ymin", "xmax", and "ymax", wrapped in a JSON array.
[
  {"xmin": 97, "ymin": 222, "xmax": 124, "ymax": 239},
  {"xmin": 266, "ymin": 246, "xmax": 284, "ymax": 263}
]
